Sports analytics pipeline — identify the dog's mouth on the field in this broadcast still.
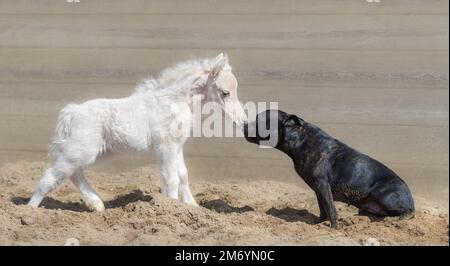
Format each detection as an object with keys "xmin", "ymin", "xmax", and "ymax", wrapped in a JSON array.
[
  {"xmin": 243, "ymin": 122, "xmax": 275, "ymax": 145},
  {"xmin": 243, "ymin": 122, "xmax": 259, "ymax": 144},
  {"xmin": 245, "ymin": 136, "xmax": 259, "ymax": 144}
]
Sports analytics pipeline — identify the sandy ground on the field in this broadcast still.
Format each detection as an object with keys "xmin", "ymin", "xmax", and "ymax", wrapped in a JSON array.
[{"xmin": 0, "ymin": 161, "xmax": 448, "ymax": 246}]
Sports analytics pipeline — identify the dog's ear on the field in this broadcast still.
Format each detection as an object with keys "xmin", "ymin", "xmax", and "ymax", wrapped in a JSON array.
[{"xmin": 284, "ymin": 115, "xmax": 304, "ymax": 127}]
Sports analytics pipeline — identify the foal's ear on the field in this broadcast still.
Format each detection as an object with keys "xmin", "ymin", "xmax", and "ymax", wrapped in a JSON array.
[
  {"xmin": 284, "ymin": 115, "xmax": 304, "ymax": 127},
  {"xmin": 211, "ymin": 53, "xmax": 229, "ymax": 77}
]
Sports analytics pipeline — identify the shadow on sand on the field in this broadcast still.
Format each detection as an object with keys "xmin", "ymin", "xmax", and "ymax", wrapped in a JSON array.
[
  {"xmin": 267, "ymin": 207, "xmax": 391, "ymax": 224},
  {"xmin": 266, "ymin": 207, "xmax": 319, "ymax": 225},
  {"xmin": 201, "ymin": 199, "xmax": 254, "ymax": 214},
  {"xmin": 201, "ymin": 199, "xmax": 321, "ymax": 226},
  {"xmin": 11, "ymin": 189, "xmax": 152, "ymax": 212}
]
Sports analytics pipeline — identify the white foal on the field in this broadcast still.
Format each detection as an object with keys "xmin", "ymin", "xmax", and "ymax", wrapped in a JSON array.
[{"xmin": 28, "ymin": 53, "xmax": 247, "ymax": 211}]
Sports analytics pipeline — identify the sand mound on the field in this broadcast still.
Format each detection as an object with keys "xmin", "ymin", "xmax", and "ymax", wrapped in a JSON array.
[{"xmin": 0, "ymin": 161, "xmax": 447, "ymax": 246}]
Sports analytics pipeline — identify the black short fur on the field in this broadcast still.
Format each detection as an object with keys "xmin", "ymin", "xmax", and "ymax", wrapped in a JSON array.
[{"xmin": 243, "ymin": 110, "xmax": 415, "ymax": 228}]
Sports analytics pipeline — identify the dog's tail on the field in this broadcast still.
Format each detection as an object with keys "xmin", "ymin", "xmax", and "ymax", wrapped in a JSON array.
[{"xmin": 49, "ymin": 104, "xmax": 78, "ymax": 158}]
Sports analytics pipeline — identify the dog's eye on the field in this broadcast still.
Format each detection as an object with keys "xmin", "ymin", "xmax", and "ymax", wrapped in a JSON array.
[
  {"xmin": 221, "ymin": 90, "xmax": 230, "ymax": 97},
  {"xmin": 285, "ymin": 116, "xmax": 300, "ymax": 127}
]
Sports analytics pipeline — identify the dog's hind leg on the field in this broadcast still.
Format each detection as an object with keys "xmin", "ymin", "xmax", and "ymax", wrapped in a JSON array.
[
  {"xmin": 28, "ymin": 160, "xmax": 76, "ymax": 208},
  {"xmin": 70, "ymin": 170, "xmax": 105, "ymax": 212},
  {"xmin": 363, "ymin": 180, "xmax": 415, "ymax": 219},
  {"xmin": 358, "ymin": 196, "xmax": 388, "ymax": 217}
]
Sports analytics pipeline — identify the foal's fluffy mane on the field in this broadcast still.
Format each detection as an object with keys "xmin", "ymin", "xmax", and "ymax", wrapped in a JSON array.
[{"xmin": 134, "ymin": 55, "xmax": 231, "ymax": 95}]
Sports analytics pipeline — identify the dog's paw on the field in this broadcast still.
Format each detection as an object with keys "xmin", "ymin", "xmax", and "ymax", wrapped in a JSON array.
[
  {"xmin": 314, "ymin": 216, "xmax": 327, "ymax": 224},
  {"xmin": 331, "ymin": 222, "xmax": 341, "ymax": 230},
  {"xmin": 320, "ymin": 220, "xmax": 341, "ymax": 229},
  {"xmin": 399, "ymin": 211, "xmax": 415, "ymax": 220}
]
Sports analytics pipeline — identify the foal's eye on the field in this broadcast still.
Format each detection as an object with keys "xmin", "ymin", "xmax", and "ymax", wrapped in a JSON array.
[{"xmin": 221, "ymin": 90, "xmax": 230, "ymax": 97}]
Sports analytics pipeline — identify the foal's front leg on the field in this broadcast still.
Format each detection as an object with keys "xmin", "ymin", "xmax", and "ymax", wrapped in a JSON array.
[
  {"xmin": 176, "ymin": 150, "xmax": 198, "ymax": 206},
  {"xmin": 70, "ymin": 170, "xmax": 105, "ymax": 212},
  {"xmin": 157, "ymin": 146, "xmax": 180, "ymax": 200}
]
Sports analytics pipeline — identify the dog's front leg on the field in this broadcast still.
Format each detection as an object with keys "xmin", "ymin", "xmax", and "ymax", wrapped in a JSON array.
[
  {"xmin": 315, "ymin": 194, "xmax": 328, "ymax": 223},
  {"xmin": 314, "ymin": 178, "xmax": 338, "ymax": 229}
]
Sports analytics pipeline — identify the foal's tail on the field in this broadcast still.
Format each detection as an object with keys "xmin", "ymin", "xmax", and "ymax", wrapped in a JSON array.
[{"xmin": 49, "ymin": 104, "xmax": 78, "ymax": 158}]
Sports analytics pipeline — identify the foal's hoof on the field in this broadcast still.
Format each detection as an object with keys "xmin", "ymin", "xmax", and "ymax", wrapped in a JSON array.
[
  {"xmin": 187, "ymin": 200, "xmax": 199, "ymax": 207},
  {"xmin": 182, "ymin": 198, "xmax": 199, "ymax": 207},
  {"xmin": 87, "ymin": 201, "xmax": 105, "ymax": 212},
  {"xmin": 27, "ymin": 203, "xmax": 39, "ymax": 208}
]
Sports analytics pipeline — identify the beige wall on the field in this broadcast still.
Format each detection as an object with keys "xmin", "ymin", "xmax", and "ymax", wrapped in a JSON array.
[{"xmin": 0, "ymin": 0, "xmax": 448, "ymax": 204}]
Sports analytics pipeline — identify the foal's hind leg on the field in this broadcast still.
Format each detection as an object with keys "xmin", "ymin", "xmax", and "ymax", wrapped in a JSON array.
[
  {"xmin": 28, "ymin": 160, "xmax": 75, "ymax": 208},
  {"xmin": 176, "ymin": 150, "xmax": 198, "ymax": 206},
  {"xmin": 70, "ymin": 171, "xmax": 105, "ymax": 212}
]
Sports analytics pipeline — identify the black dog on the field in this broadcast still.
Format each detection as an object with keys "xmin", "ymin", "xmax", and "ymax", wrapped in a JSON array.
[{"xmin": 244, "ymin": 110, "xmax": 415, "ymax": 228}]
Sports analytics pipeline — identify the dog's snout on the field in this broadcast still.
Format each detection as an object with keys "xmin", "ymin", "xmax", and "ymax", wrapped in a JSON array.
[
  {"xmin": 243, "ymin": 121, "xmax": 258, "ymax": 143},
  {"xmin": 243, "ymin": 122, "xmax": 248, "ymax": 135}
]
